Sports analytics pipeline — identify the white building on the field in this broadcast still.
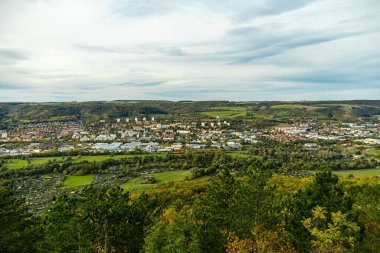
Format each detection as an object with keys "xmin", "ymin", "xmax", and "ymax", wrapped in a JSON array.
[{"xmin": 0, "ymin": 130, "xmax": 8, "ymax": 139}]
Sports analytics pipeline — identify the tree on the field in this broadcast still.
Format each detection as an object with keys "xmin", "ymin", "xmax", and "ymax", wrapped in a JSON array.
[
  {"xmin": 302, "ymin": 206, "xmax": 360, "ymax": 253},
  {"xmin": 0, "ymin": 187, "xmax": 40, "ymax": 253},
  {"xmin": 39, "ymin": 194, "xmax": 92, "ymax": 253},
  {"xmin": 198, "ymin": 168, "xmax": 239, "ymax": 252},
  {"xmin": 144, "ymin": 207, "xmax": 201, "ymax": 253},
  {"xmin": 197, "ymin": 169, "xmax": 281, "ymax": 252},
  {"xmin": 226, "ymin": 225, "xmax": 296, "ymax": 253},
  {"xmin": 353, "ymin": 184, "xmax": 380, "ymax": 252},
  {"xmin": 286, "ymin": 169, "xmax": 358, "ymax": 252},
  {"xmin": 230, "ymin": 171, "xmax": 278, "ymax": 238},
  {"xmin": 40, "ymin": 186, "xmax": 151, "ymax": 253}
]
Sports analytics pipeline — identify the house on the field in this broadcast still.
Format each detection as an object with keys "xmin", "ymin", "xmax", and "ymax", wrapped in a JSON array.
[
  {"xmin": 39, "ymin": 142, "xmax": 55, "ymax": 151},
  {"xmin": 226, "ymin": 141, "xmax": 241, "ymax": 149},
  {"xmin": 0, "ymin": 130, "xmax": 8, "ymax": 139},
  {"xmin": 305, "ymin": 143, "xmax": 318, "ymax": 149},
  {"xmin": 172, "ymin": 147, "xmax": 181, "ymax": 153},
  {"xmin": 58, "ymin": 145, "xmax": 74, "ymax": 152}
]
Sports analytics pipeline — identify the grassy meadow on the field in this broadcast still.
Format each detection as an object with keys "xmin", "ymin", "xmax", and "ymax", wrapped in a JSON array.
[
  {"xmin": 3, "ymin": 152, "xmax": 251, "ymax": 170},
  {"xmin": 63, "ymin": 175, "xmax": 94, "ymax": 189},
  {"xmin": 334, "ymin": 168, "xmax": 380, "ymax": 177},
  {"xmin": 120, "ymin": 170, "xmax": 193, "ymax": 192},
  {"xmin": 201, "ymin": 106, "xmax": 247, "ymax": 119},
  {"xmin": 3, "ymin": 153, "xmax": 166, "ymax": 170},
  {"xmin": 366, "ymin": 149, "xmax": 380, "ymax": 158}
]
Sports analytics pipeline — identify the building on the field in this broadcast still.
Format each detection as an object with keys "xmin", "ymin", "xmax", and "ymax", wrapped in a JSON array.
[{"xmin": 0, "ymin": 130, "xmax": 8, "ymax": 139}]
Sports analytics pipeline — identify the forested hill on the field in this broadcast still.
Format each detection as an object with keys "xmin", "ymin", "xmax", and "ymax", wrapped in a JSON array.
[{"xmin": 0, "ymin": 100, "xmax": 379, "ymax": 125}]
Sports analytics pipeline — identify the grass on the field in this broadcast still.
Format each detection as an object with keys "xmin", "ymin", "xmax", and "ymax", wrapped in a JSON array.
[
  {"xmin": 226, "ymin": 152, "xmax": 253, "ymax": 158},
  {"xmin": 4, "ymin": 156, "xmax": 65, "ymax": 170},
  {"xmin": 271, "ymin": 104, "xmax": 323, "ymax": 110},
  {"xmin": 366, "ymin": 149, "xmax": 380, "ymax": 158},
  {"xmin": 3, "ymin": 152, "xmax": 253, "ymax": 171},
  {"xmin": 250, "ymin": 113, "xmax": 273, "ymax": 119},
  {"xmin": 333, "ymin": 169, "xmax": 380, "ymax": 177},
  {"xmin": 210, "ymin": 106, "xmax": 247, "ymax": 111},
  {"xmin": 201, "ymin": 106, "xmax": 247, "ymax": 119},
  {"xmin": 120, "ymin": 170, "xmax": 192, "ymax": 192},
  {"xmin": 74, "ymin": 154, "xmax": 165, "ymax": 163},
  {"xmin": 63, "ymin": 175, "xmax": 94, "ymax": 189},
  {"xmin": 201, "ymin": 110, "xmax": 246, "ymax": 119},
  {"xmin": 318, "ymin": 103, "xmax": 358, "ymax": 108},
  {"xmin": 3, "ymin": 153, "xmax": 166, "ymax": 170}
]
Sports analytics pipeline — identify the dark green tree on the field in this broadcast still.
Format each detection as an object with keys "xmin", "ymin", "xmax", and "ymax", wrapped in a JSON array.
[
  {"xmin": 40, "ymin": 186, "xmax": 151, "ymax": 253},
  {"xmin": 144, "ymin": 207, "xmax": 201, "ymax": 253},
  {"xmin": 39, "ymin": 195, "xmax": 92, "ymax": 252},
  {"xmin": 286, "ymin": 169, "xmax": 357, "ymax": 252},
  {"xmin": 0, "ymin": 187, "xmax": 40, "ymax": 253},
  {"xmin": 198, "ymin": 168, "xmax": 239, "ymax": 252}
]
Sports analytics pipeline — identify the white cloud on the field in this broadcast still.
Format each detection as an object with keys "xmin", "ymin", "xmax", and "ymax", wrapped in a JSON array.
[{"xmin": 0, "ymin": 0, "xmax": 379, "ymax": 101}]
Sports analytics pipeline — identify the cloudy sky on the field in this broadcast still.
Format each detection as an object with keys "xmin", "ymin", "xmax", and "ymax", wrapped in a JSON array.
[{"xmin": 0, "ymin": 0, "xmax": 379, "ymax": 101}]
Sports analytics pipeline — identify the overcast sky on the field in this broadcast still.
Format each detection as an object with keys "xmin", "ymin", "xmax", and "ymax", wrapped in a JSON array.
[{"xmin": 0, "ymin": 0, "xmax": 379, "ymax": 101}]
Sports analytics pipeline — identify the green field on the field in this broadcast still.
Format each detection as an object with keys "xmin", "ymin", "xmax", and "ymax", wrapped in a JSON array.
[
  {"xmin": 366, "ymin": 149, "xmax": 380, "ymax": 158},
  {"xmin": 271, "ymin": 104, "xmax": 323, "ymax": 110},
  {"xmin": 334, "ymin": 169, "xmax": 380, "ymax": 177},
  {"xmin": 3, "ymin": 153, "xmax": 166, "ymax": 170},
  {"xmin": 3, "ymin": 152, "xmax": 252, "ymax": 171},
  {"xmin": 201, "ymin": 106, "xmax": 247, "ymax": 119},
  {"xmin": 4, "ymin": 156, "xmax": 63, "ymax": 170},
  {"xmin": 120, "ymin": 170, "xmax": 192, "ymax": 192},
  {"xmin": 63, "ymin": 175, "xmax": 94, "ymax": 189},
  {"xmin": 226, "ymin": 152, "xmax": 253, "ymax": 158},
  {"xmin": 201, "ymin": 110, "xmax": 246, "ymax": 118},
  {"xmin": 250, "ymin": 113, "xmax": 273, "ymax": 119}
]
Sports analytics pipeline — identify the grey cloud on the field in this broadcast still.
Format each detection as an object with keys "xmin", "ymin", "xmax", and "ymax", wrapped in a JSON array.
[
  {"xmin": 114, "ymin": 81, "xmax": 166, "ymax": 87},
  {"xmin": 270, "ymin": 66, "xmax": 380, "ymax": 91},
  {"xmin": 0, "ymin": 0, "xmax": 379, "ymax": 101},
  {"xmin": 77, "ymin": 44, "xmax": 117, "ymax": 53},
  {"xmin": 224, "ymin": 29, "xmax": 366, "ymax": 64},
  {"xmin": 160, "ymin": 47, "xmax": 186, "ymax": 56},
  {"xmin": 0, "ymin": 82, "xmax": 28, "ymax": 90},
  {"xmin": 108, "ymin": 0, "xmax": 176, "ymax": 18},
  {"xmin": 148, "ymin": 87, "xmax": 240, "ymax": 99},
  {"xmin": 108, "ymin": 0, "xmax": 315, "ymax": 22},
  {"xmin": 0, "ymin": 49, "xmax": 26, "ymax": 60},
  {"xmin": 0, "ymin": 49, "xmax": 27, "ymax": 65},
  {"xmin": 235, "ymin": 0, "xmax": 315, "ymax": 21}
]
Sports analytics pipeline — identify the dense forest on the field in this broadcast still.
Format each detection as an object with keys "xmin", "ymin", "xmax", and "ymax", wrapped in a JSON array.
[{"xmin": 1, "ymin": 168, "xmax": 380, "ymax": 252}]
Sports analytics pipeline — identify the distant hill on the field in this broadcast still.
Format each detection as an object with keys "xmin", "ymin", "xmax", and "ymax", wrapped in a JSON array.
[{"xmin": 0, "ymin": 100, "xmax": 379, "ymax": 126}]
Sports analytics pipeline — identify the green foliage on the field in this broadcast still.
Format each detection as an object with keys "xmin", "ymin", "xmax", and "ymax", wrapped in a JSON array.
[
  {"xmin": 352, "ymin": 184, "xmax": 380, "ymax": 252},
  {"xmin": 302, "ymin": 206, "xmax": 360, "ymax": 253},
  {"xmin": 2, "ymin": 162, "xmax": 380, "ymax": 252},
  {"xmin": 40, "ymin": 186, "xmax": 152, "ymax": 253},
  {"xmin": 196, "ymin": 169, "xmax": 280, "ymax": 252},
  {"xmin": 286, "ymin": 169, "xmax": 358, "ymax": 252},
  {"xmin": 38, "ymin": 195, "xmax": 92, "ymax": 252},
  {"xmin": 0, "ymin": 187, "xmax": 40, "ymax": 252},
  {"xmin": 198, "ymin": 169, "xmax": 239, "ymax": 252},
  {"xmin": 144, "ymin": 207, "xmax": 201, "ymax": 253}
]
